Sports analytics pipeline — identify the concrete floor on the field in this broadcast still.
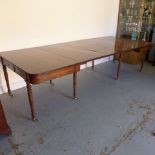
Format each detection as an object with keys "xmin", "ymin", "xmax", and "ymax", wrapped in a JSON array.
[{"xmin": 1, "ymin": 61, "xmax": 155, "ymax": 155}]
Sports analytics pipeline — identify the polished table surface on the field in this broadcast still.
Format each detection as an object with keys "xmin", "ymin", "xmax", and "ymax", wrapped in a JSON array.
[
  {"xmin": 0, "ymin": 36, "xmax": 153, "ymax": 120},
  {"xmin": 1, "ymin": 36, "xmax": 152, "ymax": 75},
  {"xmin": 45, "ymin": 36, "xmax": 152, "ymax": 53},
  {"xmin": 0, "ymin": 48, "xmax": 78, "ymax": 75}
]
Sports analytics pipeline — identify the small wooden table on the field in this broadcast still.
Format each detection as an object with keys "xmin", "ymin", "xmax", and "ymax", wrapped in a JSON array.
[
  {"xmin": 0, "ymin": 100, "xmax": 11, "ymax": 136},
  {"xmin": 0, "ymin": 36, "xmax": 152, "ymax": 120}
]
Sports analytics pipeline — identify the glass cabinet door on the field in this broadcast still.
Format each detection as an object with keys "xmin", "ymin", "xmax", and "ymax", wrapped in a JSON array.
[{"xmin": 117, "ymin": 0, "xmax": 155, "ymax": 41}]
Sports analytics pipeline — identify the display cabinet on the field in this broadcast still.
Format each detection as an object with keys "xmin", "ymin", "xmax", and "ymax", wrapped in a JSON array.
[{"xmin": 116, "ymin": 0, "xmax": 155, "ymax": 64}]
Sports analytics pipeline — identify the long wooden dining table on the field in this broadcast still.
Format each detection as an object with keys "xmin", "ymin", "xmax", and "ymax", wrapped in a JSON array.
[{"xmin": 0, "ymin": 36, "xmax": 153, "ymax": 120}]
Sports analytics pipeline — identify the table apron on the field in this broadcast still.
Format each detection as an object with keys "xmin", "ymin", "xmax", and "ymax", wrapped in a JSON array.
[
  {"xmin": 28, "ymin": 64, "xmax": 80, "ymax": 84},
  {"xmin": 2, "ymin": 58, "xmax": 80, "ymax": 84},
  {"xmin": 139, "ymin": 44, "xmax": 153, "ymax": 52},
  {"xmin": 2, "ymin": 59, "xmax": 27, "ymax": 80}
]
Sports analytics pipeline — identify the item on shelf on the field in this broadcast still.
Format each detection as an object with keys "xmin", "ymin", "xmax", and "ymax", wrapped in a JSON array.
[
  {"xmin": 142, "ymin": 32, "xmax": 147, "ymax": 41},
  {"xmin": 132, "ymin": 31, "xmax": 138, "ymax": 40}
]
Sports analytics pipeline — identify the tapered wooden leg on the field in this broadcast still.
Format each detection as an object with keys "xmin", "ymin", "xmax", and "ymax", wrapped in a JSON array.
[
  {"xmin": 116, "ymin": 53, "xmax": 122, "ymax": 80},
  {"xmin": 140, "ymin": 54, "xmax": 145, "ymax": 72},
  {"xmin": 73, "ymin": 72, "xmax": 78, "ymax": 100},
  {"xmin": 49, "ymin": 80, "xmax": 54, "ymax": 86},
  {"xmin": 113, "ymin": 55, "xmax": 115, "ymax": 63},
  {"xmin": 26, "ymin": 81, "xmax": 37, "ymax": 121},
  {"xmin": 2, "ymin": 65, "xmax": 13, "ymax": 97},
  {"xmin": 92, "ymin": 60, "xmax": 95, "ymax": 70}
]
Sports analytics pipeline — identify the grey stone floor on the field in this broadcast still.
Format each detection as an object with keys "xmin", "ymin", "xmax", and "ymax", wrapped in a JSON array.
[{"xmin": 1, "ymin": 61, "xmax": 155, "ymax": 155}]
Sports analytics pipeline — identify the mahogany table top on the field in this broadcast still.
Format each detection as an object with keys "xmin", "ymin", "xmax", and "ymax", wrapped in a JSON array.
[
  {"xmin": 53, "ymin": 36, "xmax": 152, "ymax": 53},
  {"xmin": 0, "ymin": 36, "xmax": 152, "ymax": 75},
  {"xmin": 0, "ymin": 48, "xmax": 78, "ymax": 75}
]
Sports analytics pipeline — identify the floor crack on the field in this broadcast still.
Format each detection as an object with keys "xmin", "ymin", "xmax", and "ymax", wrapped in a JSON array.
[{"xmin": 100, "ymin": 108, "xmax": 155, "ymax": 155}]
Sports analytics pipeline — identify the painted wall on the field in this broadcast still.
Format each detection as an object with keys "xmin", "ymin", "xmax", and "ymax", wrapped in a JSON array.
[{"xmin": 0, "ymin": 0, "xmax": 119, "ymax": 94}]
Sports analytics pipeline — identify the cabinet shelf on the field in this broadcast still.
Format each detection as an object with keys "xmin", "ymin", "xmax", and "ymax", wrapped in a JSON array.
[{"xmin": 119, "ymin": 16, "xmax": 155, "ymax": 20}]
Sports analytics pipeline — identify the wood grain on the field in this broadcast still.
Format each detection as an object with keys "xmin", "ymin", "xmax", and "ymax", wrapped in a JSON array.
[{"xmin": 0, "ymin": 48, "xmax": 78, "ymax": 75}]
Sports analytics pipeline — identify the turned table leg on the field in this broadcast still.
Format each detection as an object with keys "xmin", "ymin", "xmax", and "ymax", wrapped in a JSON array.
[
  {"xmin": 49, "ymin": 80, "xmax": 54, "ymax": 86},
  {"xmin": 116, "ymin": 52, "xmax": 122, "ymax": 80},
  {"xmin": 92, "ymin": 60, "xmax": 95, "ymax": 70},
  {"xmin": 26, "ymin": 81, "xmax": 37, "ymax": 121},
  {"xmin": 113, "ymin": 55, "xmax": 115, "ymax": 63},
  {"xmin": 2, "ymin": 65, "xmax": 13, "ymax": 97},
  {"xmin": 73, "ymin": 72, "xmax": 78, "ymax": 100},
  {"xmin": 140, "ymin": 54, "xmax": 145, "ymax": 72}
]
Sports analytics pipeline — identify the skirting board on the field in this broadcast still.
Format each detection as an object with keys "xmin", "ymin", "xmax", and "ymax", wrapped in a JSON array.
[{"xmin": 0, "ymin": 56, "xmax": 113, "ymax": 94}]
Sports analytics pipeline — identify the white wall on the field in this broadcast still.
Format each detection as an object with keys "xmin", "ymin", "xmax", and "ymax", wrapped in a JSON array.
[{"xmin": 0, "ymin": 0, "xmax": 119, "ymax": 94}]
